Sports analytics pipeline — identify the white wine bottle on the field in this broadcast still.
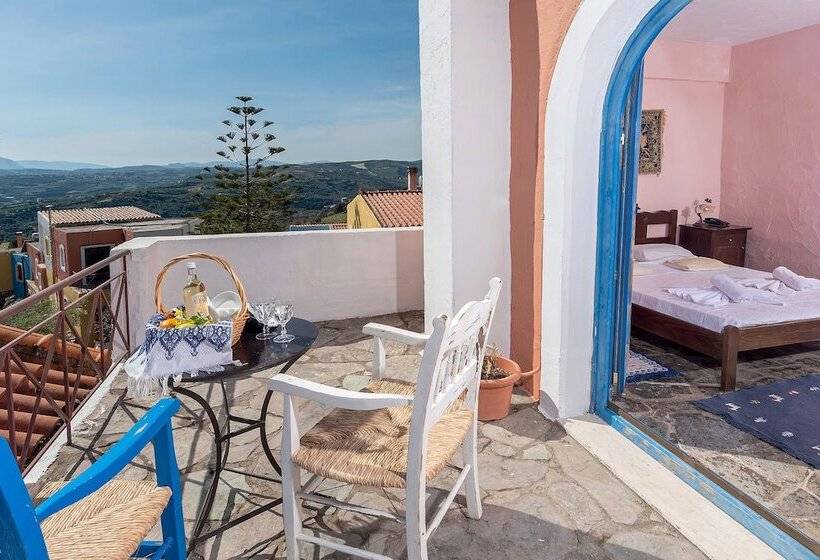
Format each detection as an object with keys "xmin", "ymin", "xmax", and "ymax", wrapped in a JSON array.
[{"xmin": 182, "ymin": 262, "xmax": 210, "ymax": 319}]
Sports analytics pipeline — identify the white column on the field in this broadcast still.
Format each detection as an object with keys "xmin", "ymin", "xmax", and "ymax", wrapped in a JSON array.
[{"xmin": 419, "ymin": 0, "xmax": 512, "ymax": 352}]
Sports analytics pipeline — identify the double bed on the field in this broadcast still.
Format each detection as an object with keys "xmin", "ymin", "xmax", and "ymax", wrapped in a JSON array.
[{"xmin": 630, "ymin": 210, "xmax": 820, "ymax": 391}]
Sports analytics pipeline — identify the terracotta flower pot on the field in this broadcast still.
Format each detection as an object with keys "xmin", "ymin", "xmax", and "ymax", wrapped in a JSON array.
[{"xmin": 478, "ymin": 356, "xmax": 522, "ymax": 422}]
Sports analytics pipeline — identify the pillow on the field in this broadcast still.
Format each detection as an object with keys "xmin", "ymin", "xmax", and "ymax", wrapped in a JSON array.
[
  {"xmin": 665, "ymin": 257, "xmax": 730, "ymax": 271},
  {"xmin": 632, "ymin": 263, "xmax": 656, "ymax": 276},
  {"xmin": 633, "ymin": 243, "xmax": 693, "ymax": 263}
]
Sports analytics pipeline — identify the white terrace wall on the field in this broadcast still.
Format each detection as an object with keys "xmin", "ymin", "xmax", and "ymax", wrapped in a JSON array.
[{"xmin": 112, "ymin": 228, "xmax": 424, "ymax": 348}]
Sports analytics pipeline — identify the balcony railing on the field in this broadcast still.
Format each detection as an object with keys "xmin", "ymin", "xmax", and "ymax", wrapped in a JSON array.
[{"xmin": 0, "ymin": 251, "xmax": 130, "ymax": 473}]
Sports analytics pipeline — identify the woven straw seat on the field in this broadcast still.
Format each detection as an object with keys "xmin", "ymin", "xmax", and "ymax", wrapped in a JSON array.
[
  {"xmin": 294, "ymin": 378, "xmax": 473, "ymax": 488},
  {"xmin": 35, "ymin": 480, "xmax": 171, "ymax": 560}
]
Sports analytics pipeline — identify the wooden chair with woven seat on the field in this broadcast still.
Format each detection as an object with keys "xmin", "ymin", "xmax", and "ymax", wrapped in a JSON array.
[
  {"xmin": 0, "ymin": 398, "xmax": 186, "ymax": 560},
  {"xmin": 269, "ymin": 278, "xmax": 502, "ymax": 560}
]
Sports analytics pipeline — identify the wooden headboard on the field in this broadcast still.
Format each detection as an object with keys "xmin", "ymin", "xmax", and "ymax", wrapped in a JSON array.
[{"xmin": 635, "ymin": 210, "xmax": 678, "ymax": 244}]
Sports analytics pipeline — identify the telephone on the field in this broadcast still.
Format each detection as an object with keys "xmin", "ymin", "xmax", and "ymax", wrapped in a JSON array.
[{"xmin": 703, "ymin": 217, "xmax": 730, "ymax": 228}]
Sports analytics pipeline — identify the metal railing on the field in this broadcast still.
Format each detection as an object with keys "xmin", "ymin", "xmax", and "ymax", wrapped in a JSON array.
[{"xmin": 0, "ymin": 251, "xmax": 131, "ymax": 473}]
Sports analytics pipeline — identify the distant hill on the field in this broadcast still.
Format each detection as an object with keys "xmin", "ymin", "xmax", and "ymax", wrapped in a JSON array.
[
  {"xmin": 0, "ymin": 157, "xmax": 22, "ymax": 170},
  {"xmin": 15, "ymin": 160, "xmax": 109, "ymax": 171},
  {"xmin": 0, "ymin": 159, "xmax": 421, "ymax": 241}
]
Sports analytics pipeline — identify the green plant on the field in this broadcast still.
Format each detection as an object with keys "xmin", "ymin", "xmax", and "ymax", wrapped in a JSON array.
[
  {"xmin": 197, "ymin": 96, "xmax": 295, "ymax": 234},
  {"xmin": 3, "ymin": 298, "xmax": 84, "ymax": 336}
]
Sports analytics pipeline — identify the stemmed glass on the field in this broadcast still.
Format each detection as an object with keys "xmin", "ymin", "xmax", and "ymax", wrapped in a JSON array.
[
  {"xmin": 273, "ymin": 303, "xmax": 295, "ymax": 343},
  {"xmin": 249, "ymin": 302, "xmax": 276, "ymax": 340}
]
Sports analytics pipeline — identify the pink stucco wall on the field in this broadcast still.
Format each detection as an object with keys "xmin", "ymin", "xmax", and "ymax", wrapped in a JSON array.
[
  {"xmin": 638, "ymin": 40, "xmax": 731, "ymax": 227},
  {"xmin": 721, "ymin": 24, "xmax": 820, "ymax": 277}
]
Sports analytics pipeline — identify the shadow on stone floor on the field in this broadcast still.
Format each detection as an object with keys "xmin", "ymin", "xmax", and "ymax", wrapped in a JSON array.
[{"xmin": 195, "ymin": 498, "xmax": 706, "ymax": 560}]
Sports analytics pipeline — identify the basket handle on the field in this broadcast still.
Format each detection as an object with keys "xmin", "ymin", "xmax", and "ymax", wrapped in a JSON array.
[{"xmin": 154, "ymin": 252, "xmax": 248, "ymax": 317}]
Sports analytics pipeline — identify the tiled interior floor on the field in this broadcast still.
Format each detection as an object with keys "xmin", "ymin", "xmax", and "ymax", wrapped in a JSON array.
[
  {"xmin": 33, "ymin": 312, "xmax": 711, "ymax": 559},
  {"xmin": 613, "ymin": 330, "xmax": 820, "ymax": 545}
]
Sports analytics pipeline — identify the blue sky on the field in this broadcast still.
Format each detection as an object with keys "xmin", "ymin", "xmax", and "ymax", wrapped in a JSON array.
[{"xmin": 0, "ymin": 1, "xmax": 420, "ymax": 166}]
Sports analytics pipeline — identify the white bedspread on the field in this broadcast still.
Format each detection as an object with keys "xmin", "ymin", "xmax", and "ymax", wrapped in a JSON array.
[{"xmin": 632, "ymin": 263, "xmax": 820, "ymax": 333}]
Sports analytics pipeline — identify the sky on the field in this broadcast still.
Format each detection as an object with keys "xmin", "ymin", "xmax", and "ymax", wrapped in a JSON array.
[{"xmin": 0, "ymin": 1, "xmax": 421, "ymax": 166}]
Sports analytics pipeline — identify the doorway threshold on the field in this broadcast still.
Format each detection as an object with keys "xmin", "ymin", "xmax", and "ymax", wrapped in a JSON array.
[{"xmin": 562, "ymin": 412, "xmax": 798, "ymax": 560}]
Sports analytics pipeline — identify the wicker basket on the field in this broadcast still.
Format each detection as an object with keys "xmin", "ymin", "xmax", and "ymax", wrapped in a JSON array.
[{"xmin": 154, "ymin": 253, "xmax": 248, "ymax": 346}]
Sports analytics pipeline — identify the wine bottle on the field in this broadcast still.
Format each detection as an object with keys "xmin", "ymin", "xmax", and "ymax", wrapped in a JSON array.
[{"xmin": 182, "ymin": 262, "xmax": 210, "ymax": 319}]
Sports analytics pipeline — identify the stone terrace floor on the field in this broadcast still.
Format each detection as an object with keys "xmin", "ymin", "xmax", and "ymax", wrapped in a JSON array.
[{"xmin": 33, "ymin": 311, "xmax": 708, "ymax": 560}]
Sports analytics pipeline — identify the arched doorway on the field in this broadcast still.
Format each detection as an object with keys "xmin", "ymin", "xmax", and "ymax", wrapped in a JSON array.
[{"xmin": 544, "ymin": 1, "xmax": 817, "ymax": 558}]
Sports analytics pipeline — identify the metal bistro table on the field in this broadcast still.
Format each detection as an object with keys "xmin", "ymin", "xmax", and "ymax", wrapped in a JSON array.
[{"xmin": 171, "ymin": 317, "xmax": 319, "ymax": 551}]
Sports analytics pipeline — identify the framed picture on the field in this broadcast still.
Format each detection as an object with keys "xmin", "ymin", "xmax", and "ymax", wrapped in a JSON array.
[{"xmin": 639, "ymin": 109, "xmax": 664, "ymax": 175}]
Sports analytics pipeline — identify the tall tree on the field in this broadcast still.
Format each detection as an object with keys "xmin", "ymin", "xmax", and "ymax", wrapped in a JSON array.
[{"xmin": 198, "ymin": 96, "xmax": 294, "ymax": 233}]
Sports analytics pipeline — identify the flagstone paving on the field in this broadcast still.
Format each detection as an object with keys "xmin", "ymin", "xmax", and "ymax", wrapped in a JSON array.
[
  {"xmin": 615, "ymin": 332, "xmax": 820, "ymax": 544},
  {"xmin": 34, "ymin": 312, "xmax": 708, "ymax": 559}
]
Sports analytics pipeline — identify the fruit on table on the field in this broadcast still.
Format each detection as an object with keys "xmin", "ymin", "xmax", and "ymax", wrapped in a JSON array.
[
  {"xmin": 158, "ymin": 307, "xmax": 212, "ymax": 329},
  {"xmin": 159, "ymin": 318, "xmax": 178, "ymax": 329}
]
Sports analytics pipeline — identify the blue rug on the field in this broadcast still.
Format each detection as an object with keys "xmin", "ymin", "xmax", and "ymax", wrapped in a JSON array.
[
  {"xmin": 694, "ymin": 374, "xmax": 820, "ymax": 468},
  {"xmin": 627, "ymin": 350, "xmax": 680, "ymax": 383}
]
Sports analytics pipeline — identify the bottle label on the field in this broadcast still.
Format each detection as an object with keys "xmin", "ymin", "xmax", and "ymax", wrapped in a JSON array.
[{"xmin": 190, "ymin": 292, "xmax": 209, "ymax": 317}]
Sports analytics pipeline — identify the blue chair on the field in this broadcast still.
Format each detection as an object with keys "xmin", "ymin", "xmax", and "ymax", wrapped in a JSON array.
[{"xmin": 0, "ymin": 398, "xmax": 186, "ymax": 560}]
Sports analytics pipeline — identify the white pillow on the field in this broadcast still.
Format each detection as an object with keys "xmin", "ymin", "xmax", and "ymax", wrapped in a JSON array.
[{"xmin": 633, "ymin": 243, "xmax": 694, "ymax": 263}]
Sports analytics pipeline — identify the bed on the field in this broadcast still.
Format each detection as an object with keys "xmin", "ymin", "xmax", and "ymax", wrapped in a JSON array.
[{"xmin": 630, "ymin": 210, "xmax": 820, "ymax": 391}]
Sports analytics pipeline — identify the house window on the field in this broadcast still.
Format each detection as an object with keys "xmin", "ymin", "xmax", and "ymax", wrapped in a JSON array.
[
  {"xmin": 15, "ymin": 263, "xmax": 23, "ymax": 282},
  {"xmin": 45, "ymin": 237, "xmax": 51, "ymax": 257},
  {"xmin": 80, "ymin": 244, "xmax": 113, "ymax": 287},
  {"xmin": 58, "ymin": 244, "xmax": 66, "ymax": 272}
]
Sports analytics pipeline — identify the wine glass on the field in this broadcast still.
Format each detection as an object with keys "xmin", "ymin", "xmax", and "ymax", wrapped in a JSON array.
[
  {"xmin": 249, "ymin": 302, "xmax": 275, "ymax": 340},
  {"xmin": 266, "ymin": 303, "xmax": 281, "ymax": 337},
  {"xmin": 273, "ymin": 303, "xmax": 295, "ymax": 343}
]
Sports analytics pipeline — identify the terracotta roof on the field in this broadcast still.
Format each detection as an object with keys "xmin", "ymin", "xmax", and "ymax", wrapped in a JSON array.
[
  {"xmin": 361, "ymin": 190, "xmax": 423, "ymax": 228},
  {"xmin": 44, "ymin": 206, "xmax": 161, "ymax": 226}
]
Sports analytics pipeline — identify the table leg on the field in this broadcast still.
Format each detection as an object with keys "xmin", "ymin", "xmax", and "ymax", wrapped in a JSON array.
[
  {"xmin": 258, "ymin": 353, "xmax": 301, "ymax": 474},
  {"xmin": 171, "ymin": 385, "xmax": 225, "ymax": 554},
  {"xmin": 176, "ymin": 352, "xmax": 308, "ymax": 551}
]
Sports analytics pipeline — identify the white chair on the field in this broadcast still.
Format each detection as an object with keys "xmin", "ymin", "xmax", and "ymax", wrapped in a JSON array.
[{"xmin": 268, "ymin": 278, "xmax": 502, "ymax": 560}]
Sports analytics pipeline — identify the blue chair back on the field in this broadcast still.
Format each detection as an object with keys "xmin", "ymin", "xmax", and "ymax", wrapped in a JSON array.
[{"xmin": 0, "ymin": 439, "xmax": 49, "ymax": 559}]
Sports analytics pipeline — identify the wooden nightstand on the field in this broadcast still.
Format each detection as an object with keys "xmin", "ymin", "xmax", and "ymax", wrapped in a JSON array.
[{"xmin": 678, "ymin": 223, "xmax": 751, "ymax": 267}]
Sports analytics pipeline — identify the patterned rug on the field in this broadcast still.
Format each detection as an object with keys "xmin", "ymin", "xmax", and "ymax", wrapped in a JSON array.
[
  {"xmin": 627, "ymin": 350, "xmax": 680, "ymax": 383},
  {"xmin": 694, "ymin": 374, "xmax": 820, "ymax": 468}
]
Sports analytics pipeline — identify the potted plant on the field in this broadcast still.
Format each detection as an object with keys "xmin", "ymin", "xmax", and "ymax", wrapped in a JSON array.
[{"xmin": 477, "ymin": 345, "xmax": 522, "ymax": 421}]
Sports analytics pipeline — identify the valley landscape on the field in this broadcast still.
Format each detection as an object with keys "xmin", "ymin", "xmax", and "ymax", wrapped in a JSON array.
[{"xmin": 0, "ymin": 159, "xmax": 421, "ymax": 241}]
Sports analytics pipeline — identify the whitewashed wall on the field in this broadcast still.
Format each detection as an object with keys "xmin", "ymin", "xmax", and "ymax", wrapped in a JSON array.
[
  {"xmin": 419, "ymin": 0, "xmax": 512, "ymax": 352},
  {"xmin": 112, "ymin": 228, "xmax": 423, "ymax": 348},
  {"xmin": 541, "ymin": 0, "xmax": 658, "ymax": 419}
]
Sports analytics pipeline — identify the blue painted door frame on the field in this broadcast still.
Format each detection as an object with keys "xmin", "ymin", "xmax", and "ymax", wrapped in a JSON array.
[{"xmin": 591, "ymin": 1, "xmax": 818, "ymax": 558}]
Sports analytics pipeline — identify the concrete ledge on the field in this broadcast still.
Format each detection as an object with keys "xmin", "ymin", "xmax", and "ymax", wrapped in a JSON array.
[{"xmin": 562, "ymin": 413, "xmax": 783, "ymax": 560}]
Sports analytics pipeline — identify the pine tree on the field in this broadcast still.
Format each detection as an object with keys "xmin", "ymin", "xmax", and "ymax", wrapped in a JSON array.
[{"xmin": 198, "ymin": 96, "xmax": 294, "ymax": 233}]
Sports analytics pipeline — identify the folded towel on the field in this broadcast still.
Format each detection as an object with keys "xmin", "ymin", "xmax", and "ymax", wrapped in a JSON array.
[
  {"xmin": 664, "ymin": 287, "xmax": 729, "ymax": 308},
  {"xmin": 772, "ymin": 266, "xmax": 820, "ymax": 291},
  {"xmin": 711, "ymin": 274, "xmax": 784, "ymax": 306}
]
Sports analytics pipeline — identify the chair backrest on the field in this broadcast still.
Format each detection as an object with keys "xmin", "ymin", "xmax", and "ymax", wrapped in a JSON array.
[
  {"xmin": 0, "ymin": 439, "xmax": 49, "ymax": 559},
  {"xmin": 408, "ymin": 278, "xmax": 502, "ymax": 457}
]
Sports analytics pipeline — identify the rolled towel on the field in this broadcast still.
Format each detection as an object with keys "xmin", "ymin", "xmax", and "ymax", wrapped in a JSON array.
[
  {"xmin": 711, "ymin": 274, "xmax": 784, "ymax": 306},
  {"xmin": 737, "ymin": 277, "xmax": 788, "ymax": 294},
  {"xmin": 772, "ymin": 266, "xmax": 820, "ymax": 291}
]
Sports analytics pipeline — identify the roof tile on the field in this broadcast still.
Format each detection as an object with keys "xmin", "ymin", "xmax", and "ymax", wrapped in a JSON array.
[
  {"xmin": 45, "ymin": 206, "xmax": 161, "ymax": 226},
  {"xmin": 361, "ymin": 190, "xmax": 423, "ymax": 228}
]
